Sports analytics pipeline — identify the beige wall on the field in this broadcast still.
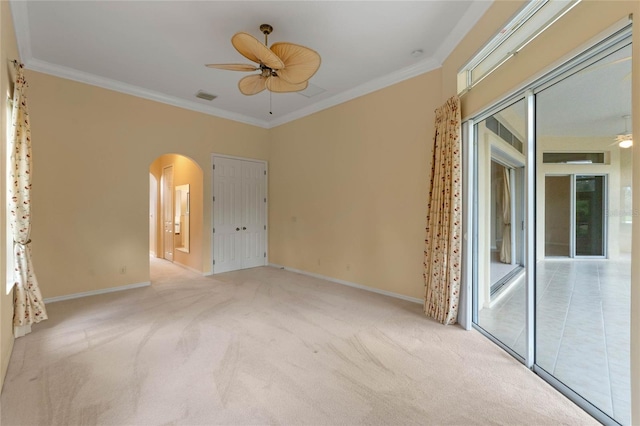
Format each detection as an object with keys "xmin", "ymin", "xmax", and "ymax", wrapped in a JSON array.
[
  {"xmin": 0, "ymin": 0, "xmax": 18, "ymax": 391},
  {"xmin": 269, "ymin": 69, "xmax": 442, "ymax": 300},
  {"xmin": 150, "ymin": 154, "xmax": 203, "ymax": 272},
  {"xmin": 544, "ymin": 176, "xmax": 571, "ymax": 254},
  {"xmin": 26, "ymin": 71, "xmax": 269, "ymax": 300}
]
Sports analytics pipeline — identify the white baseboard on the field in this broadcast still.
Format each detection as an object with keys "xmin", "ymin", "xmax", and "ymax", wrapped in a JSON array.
[
  {"xmin": 43, "ymin": 281, "xmax": 151, "ymax": 304},
  {"xmin": 268, "ymin": 263, "xmax": 423, "ymax": 305},
  {"xmin": 173, "ymin": 261, "xmax": 203, "ymax": 275}
]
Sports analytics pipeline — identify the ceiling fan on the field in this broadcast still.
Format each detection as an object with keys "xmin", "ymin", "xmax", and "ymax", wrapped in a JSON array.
[
  {"xmin": 615, "ymin": 115, "xmax": 633, "ymax": 149},
  {"xmin": 206, "ymin": 24, "xmax": 321, "ymax": 96}
]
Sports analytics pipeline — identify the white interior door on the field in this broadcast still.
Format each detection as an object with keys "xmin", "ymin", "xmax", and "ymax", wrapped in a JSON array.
[
  {"xmin": 213, "ymin": 157, "xmax": 244, "ymax": 273},
  {"xmin": 213, "ymin": 156, "xmax": 266, "ymax": 273},
  {"xmin": 162, "ymin": 165, "xmax": 174, "ymax": 261},
  {"xmin": 242, "ymin": 161, "xmax": 266, "ymax": 268}
]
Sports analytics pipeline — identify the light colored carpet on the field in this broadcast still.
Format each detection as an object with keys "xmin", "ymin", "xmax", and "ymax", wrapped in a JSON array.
[{"xmin": 1, "ymin": 259, "xmax": 597, "ymax": 425}]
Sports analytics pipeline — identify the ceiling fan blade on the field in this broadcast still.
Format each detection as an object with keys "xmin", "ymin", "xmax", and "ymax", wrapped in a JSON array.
[
  {"xmin": 238, "ymin": 74, "xmax": 267, "ymax": 96},
  {"xmin": 232, "ymin": 32, "xmax": 284, "ymax": 70},
  {"xmin": 265, "ymin": 76, "xmax": 308, "ymax": 93},
  {"xmin": 270, "ymin": 42, "xmax": 321, "ymax": 84},
  {"xmin": 206, "ymin": 63, "xmax": 259, "ymax": 72}
]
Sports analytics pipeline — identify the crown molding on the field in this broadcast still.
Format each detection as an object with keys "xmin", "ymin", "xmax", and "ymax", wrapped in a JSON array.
[
  {"xmin": 268, "ymin": 0, "xmax": 493, "ymax": 128},
  {"xmin": 25, "ymin": 59, "xmax": 270, "ymax": 128},
  {"xmin": 10, "ymin": 0, "xmax": 492, "ymax": 130},
  {"xmin": 268, "ymin": 56, "xmax": 441, "ymax": 128},
  {"xmin": 433, "ymin": 0, "xmax": 494, "ymax": 64},
  {"xmin": 9, "ymin": 0, "xmax": 268, "ymax": 128},
  {"xmin": 23, "ymin": 54, "xmax": 440, "ymax": 130}
]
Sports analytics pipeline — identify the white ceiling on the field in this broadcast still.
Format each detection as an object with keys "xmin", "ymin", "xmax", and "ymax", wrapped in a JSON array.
[
  {"xmin": 536, "ymin": 44, "xmax": 632, "ymax": 138},
  {"xmin": 10, "ymin": 0, "xmax": 493, "ymax": 128}
]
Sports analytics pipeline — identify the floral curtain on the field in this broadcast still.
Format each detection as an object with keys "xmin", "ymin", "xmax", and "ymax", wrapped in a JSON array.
[
  {"xmin": 9, "ymin": 62, "xmax": 47, "ymax": 337},
  {"xmin": 499, "ymin": 167, "xmax": 512, "ymax": 264},
  {"xmin": 424, "ymin": 96, "xmax": 462, "ymax": 325}
]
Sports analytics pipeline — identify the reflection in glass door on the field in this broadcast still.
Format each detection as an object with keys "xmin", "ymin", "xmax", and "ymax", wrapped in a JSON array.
[
  {"xmin": 544, "ymin": 175, "xmax": 607, "ymax": 258},
  {"xmin": 535, "ymin": 41, "xmax": 631, "ymax": 423},
  {"xmin": 473, "ymin": 99, "xmax": 527, "ymax": 359},
  {"xmin": 471, "ymin": 31, "xmax": 632, "ymax": 425},
  {"xmin": 575, "ymin": 175, "xmax": 605, "ymax": 256},
  {"xmin": 545, "ymin": 175, "xmax": 571, "ymax": 257}
]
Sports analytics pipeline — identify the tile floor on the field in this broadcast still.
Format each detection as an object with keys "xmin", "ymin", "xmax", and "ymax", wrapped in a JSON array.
[{"xmin": 478, "ymin": 257, "xmax": 631, "ymax": 425}]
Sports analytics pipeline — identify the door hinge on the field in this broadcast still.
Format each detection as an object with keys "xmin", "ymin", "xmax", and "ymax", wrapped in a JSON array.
[
  {"xmin": 213, "ymin": 196, "xmax": 215, "ymax": 202},
  {"xmin": 264, "ymin": 170, "xmax": 267, "ymax": 175},
  {"xmin": 264, "ymin": 225, "xmax": 266, "ymax": 230},
  {"xmin": 213, "ymin": 164, "xmax": 216, "ymax": 170},
  {"xmin": 213, "ymin": 228, "xmax": 215, "ymax": 233},
  {"xmin": 264, "ymin": 252, "xmax": 266, "ymax": 258},
  {"xmin": 213, "ymin": 259, "xmax": 216, "ymax": 265},
  {"xmin": 264, "ymin": 198, "xmax": 267, "ymax": 202}
]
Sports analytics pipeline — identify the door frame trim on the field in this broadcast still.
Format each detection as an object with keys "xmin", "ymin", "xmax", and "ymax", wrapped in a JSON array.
[
  {"xmin": 572, "ymin": 173, "xmax": 608, "ymax": 259},
  {"xmin": 543, "ymin": 173, "xmax": 609, "ymax": 259},
  {"xmin": 210, "ymin": 153, "xmax": 269, "ymax": 274},
  {"xmin": 161, "ymin": 164, "xmax": 174, "ymax": 262}
]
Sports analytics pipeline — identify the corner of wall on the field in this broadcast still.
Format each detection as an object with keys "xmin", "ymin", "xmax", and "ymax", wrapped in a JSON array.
[{"xmin": 0, "ymin": 0, "xmax": 19, "ymax": 392}]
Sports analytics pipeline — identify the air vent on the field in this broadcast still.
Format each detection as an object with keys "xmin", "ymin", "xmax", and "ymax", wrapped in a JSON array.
[
  {"xmin": 297, "ymin": 83, "xmax": 326, "ymax": 98},
  {"xmin": 486, "ymin": 116, "xmax": 523, "ymax": 153},
  {"xmin": 543, "ymin": 152, "xmax": 605, "ymax": 164},
  {"xmin": 195, "ymin": 90, "xmax": 217, "ymax": 101}
]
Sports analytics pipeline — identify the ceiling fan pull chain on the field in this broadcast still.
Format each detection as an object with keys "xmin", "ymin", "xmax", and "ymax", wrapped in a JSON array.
[{"xmin": 269, "ymin": 91, "xmax": 273, "ymax": 115}]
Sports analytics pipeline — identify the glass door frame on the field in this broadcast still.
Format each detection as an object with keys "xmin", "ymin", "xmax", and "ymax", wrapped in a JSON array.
[
  {"xmin": 464, "ymin": 25, "xmax": 632, "ymax": 426},
  {"xmin": 542, "ymin": 173, "xmax": 609, "ymax": 259},
  {"xmin": 572, "ymin": 174, "xmax": 608, "ymax": 258}
]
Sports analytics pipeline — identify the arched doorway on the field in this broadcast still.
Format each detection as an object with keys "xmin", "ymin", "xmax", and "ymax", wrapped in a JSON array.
[{"xmin": 149, "ymin": 154, "xmax": 203, "ymax": 275}]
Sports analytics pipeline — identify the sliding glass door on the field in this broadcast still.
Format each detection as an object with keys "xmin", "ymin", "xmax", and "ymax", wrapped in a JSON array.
[
  {"xmin": 534, "ymin": 40, "xmax": 631, "ymax": 424},
  {"xmin": 471, "ymin": 30, "xmax": 632, "ymax": 425},
  {"xmin": 575, "ymin": 175, "xmax": 606, "ymax": 256},
  {"xmin": 474, "ymin": 100, "xmax": 527, "ymax": 359},
  {"xmin": 544, "ymin": 174, "xmax": 607, "ymax": 258}
]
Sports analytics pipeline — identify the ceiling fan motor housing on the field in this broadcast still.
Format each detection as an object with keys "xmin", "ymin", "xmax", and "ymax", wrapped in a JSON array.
[{"xmin": 260, "ymin": 24, "xmax": 273, "ymax": 35}]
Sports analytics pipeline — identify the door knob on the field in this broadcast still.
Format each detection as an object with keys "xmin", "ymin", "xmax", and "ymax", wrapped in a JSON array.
[
  {"xmin": 242, "ymin": 227, "xmax": 246, "ymax": 230},
  {"xmin": 236, "ymin": 227, "xmax": 240, "ymax": 231}
]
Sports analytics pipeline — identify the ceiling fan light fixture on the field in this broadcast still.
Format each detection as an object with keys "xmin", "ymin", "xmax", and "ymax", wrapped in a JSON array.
[
  {"xmin": 618, "ymin": 135, "xmax": 633, "ymax": 149},
  {"xmin": 616, "ymin": 115, "xmax": 633, "ymax": 148}
]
